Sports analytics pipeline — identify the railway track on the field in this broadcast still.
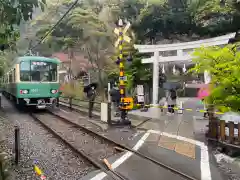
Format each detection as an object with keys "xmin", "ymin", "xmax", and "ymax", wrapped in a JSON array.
[
  {"xmin": 31, "ymin": 109, "xmax": 198, "ymax": 180},
  {"xmin": 30, "ymin": 112, "xmax": 125, "ymax": 180}
]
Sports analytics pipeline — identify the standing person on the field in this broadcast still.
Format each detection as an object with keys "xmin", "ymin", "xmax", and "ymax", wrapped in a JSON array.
[
  {"xmin": 87, "ymin": 86, "xmax": 97, "ymax": 118},
  {"xmin": 166, "ymin": 88, "xmax": 177, "ymax": 114},
  {"xmin": 109, "ymin": 83, "xmax": 120, "ymax": 116},
  {"xmin": 202, "ymin": 98, "xmax": 209, "ymax": 118}
]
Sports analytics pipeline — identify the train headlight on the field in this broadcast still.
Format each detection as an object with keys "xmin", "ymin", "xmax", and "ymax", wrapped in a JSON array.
[
  {"xmin": 51, "ymin": 89, "xmax": 58, "ymax": 94},
  {"xmin": 20, "ymin": 90, "xmax": 29, "ymax": 94}
]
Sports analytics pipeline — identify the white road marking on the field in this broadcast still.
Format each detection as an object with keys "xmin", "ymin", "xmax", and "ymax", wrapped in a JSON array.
[
  {"xmin": 90, "ymin": 132, "xmax": 150, "ymax": 180},
  {"xmin": 112, "ymin": 151, "xmax": 133, "ymax": 169},
  {"xmin": 132, "ymin": 132, "xmax": 150, "ymax": 151},
  {"xmin": 60, "ymin": 108, "xmax": 69, "ymax": 114},
  {"xmin": 200, "ymin": 146, "xmax": 211, "ymax": 180},
  {"xmin": 147, "ymin": 129, "xmax": 212, "ymax": 180},
  {"xmin": 90, "ymin": 172, "xmax": 107, "ymax": 180}
]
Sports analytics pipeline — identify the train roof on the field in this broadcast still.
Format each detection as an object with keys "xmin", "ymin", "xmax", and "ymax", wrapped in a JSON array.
[{"xmin": 14, "ymin": 56, "xmax": 61, "ymax": 64}]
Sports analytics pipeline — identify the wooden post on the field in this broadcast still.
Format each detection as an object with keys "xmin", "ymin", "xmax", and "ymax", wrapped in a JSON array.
[
  {"xmin": 14, "ymin": 126, "xmax": 20, "ymax": 165},
  {"xmin": 220, "ymin": 120, "xmax": 225, "ymax": 141},
  {"xmin": 56, "ymin": 98, "xmax": 59, "ymax": 107},
  {"xmin": 69, "ymin": 97, "xmax": 72, "ymax": 110},
  {"xmin": 228, "ymin": 122, "xmax": 234, "ymax": 144},
  {"xmin": 238, "ymin": 123, "xmax": 240, "ymax": 142}
]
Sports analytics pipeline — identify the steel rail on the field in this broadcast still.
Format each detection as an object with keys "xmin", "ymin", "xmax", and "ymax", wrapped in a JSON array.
[
  {"xmin": 49, "ymin": 110, "xmax": 198, "ymax": 180},
  {"xmin": 30, "ymin": 112, "xmax": 128, "ymax": 180}
]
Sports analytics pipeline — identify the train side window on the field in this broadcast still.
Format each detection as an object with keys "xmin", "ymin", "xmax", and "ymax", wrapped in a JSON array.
[{"xmin": 20, "ymin": 61, "xmax": 30, "ymax": 81}]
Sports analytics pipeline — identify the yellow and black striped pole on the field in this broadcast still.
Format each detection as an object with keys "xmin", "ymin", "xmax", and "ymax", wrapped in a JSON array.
[
  {"xmin": 118, "ymin": 20, "xmax": 125, "ymax": 103},
  {"xmin": 117, "ymin": 19, "xmax": 130, "ymax": 123}
]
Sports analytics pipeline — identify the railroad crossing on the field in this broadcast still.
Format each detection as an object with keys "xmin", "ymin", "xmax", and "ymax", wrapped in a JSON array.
[
  {"xmin": 0, "ymin": 80, "xmax": 237, "ymax": 180},
  {"xmin": 0, "ymin": 30, "xmax": 238, "ymax": 180},
  {"xmin": 55, "ymin": 96, "xmax": 225, "ymax": 180}
]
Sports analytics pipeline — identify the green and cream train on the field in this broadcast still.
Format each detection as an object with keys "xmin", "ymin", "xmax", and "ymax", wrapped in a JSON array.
[{"xmin": 1, "ymin": 56, "xmax": 61, "ymax": 109}]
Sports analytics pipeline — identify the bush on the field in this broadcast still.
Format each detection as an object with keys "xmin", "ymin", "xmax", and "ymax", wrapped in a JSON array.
[
  {"xmin": 61, "ymin": 81, "xmax": 84, "ymax": 99},
  {"xmin": 189, "ymin": 45, "xmax": 240, "ymax": 112}
]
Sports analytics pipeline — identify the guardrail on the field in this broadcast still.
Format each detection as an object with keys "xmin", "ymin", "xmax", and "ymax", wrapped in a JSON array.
[
  {"xmin": 58, "ymin": 96, "xmax": 150, "ymax": 124},
  {"xmin": 59, "ymin": 97, "xmax": 101, "ymax": 108},
  {"xmin": 59, "ymin": 96, "xmax": 101, "ymax": 118},
  {"xmin": 208, "ymin": 119, "xmax": 240, "ymax": 148}
]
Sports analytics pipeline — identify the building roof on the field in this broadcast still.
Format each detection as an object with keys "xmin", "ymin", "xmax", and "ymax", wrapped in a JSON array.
[{"xmin": 52, "ymin": 52, "xmax": 95, "ymax": 71}]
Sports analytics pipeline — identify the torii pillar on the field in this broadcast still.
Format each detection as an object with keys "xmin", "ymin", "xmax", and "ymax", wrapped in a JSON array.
[{"xmin": 134, "ymin": 33, "xmax": 236, "ymax": 105}]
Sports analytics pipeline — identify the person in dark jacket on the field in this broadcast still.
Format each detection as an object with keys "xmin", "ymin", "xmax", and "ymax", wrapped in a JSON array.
[
  {"xmin": 87, "ymin": 86, "xmax": 97, "ymax": 118},
  {"xmin": 109, "ymin": 84, "xmax": 120, "ymax": 116},
  {"xmin": 166, "ymin": 88, "xmax": 177, "ymax": 114}
]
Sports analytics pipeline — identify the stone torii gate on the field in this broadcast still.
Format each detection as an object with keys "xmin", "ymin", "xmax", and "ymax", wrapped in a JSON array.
[{"xmin": 134, "ymin": 33, "xmax": 236, "ymax": 105}]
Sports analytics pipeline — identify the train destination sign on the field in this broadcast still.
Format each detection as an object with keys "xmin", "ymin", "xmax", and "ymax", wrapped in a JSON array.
[{"xmin": 32, "ymin": 62, "xmax": 47, "ymax": 66}]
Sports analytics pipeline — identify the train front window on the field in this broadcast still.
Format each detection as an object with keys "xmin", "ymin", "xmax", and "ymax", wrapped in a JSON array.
[
  {"xmin": 20, "ymin": 61, "xmax": 57, "ymax": 82},
  {"xmin": 20, "ymin": 61, "xmax": 31, "ymax": 81}
]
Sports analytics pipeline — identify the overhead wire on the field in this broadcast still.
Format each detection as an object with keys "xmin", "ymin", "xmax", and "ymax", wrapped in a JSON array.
[{"xmin": 25, "ymin": 0, "xmax": 80, "ymax": 55}]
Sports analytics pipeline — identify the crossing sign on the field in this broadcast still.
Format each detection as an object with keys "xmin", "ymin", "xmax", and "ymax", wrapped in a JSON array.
[
  {"xmin": 119, "ymin": 76, "xmax": 127, "ymax": 81},
  {"xmin": 114, "ymin": 22, "xmax": 131, "ymax": 47}
]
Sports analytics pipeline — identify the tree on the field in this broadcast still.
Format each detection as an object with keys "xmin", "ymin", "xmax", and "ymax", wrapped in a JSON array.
[
  {"xmin": 26, "ymin": 0, "xmax": 72, "ymax": 55},
  {"xmin": 125, "ymin": 46, "xmax": 152, "ymax": 92},
  {"xmin": 0, "ymin": 0, "xmax": 47, "ymax": 76},
  {"xmin": 33, "ymin": 0, "xmax": 119, "ymax": 100},
  {"xmin": 189, "ymin": 0, "xmax": 240, "ymax": 36},
  {"xmin": 67, "ymin": 6, "xmax": 116, "ymax": 99},
  {"xmin": 0, "ymin": 0, "xmax": 46, "ymax": 50},
  {"xmin": 29, "ymin": 0, "xmax": 240, "ymax": 101},
  {"xmin": 189, "ymin": 44, "xmax": 240, "ymax": 112}
]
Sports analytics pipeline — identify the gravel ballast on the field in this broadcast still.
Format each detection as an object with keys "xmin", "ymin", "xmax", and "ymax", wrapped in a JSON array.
[
  {"xmin": 0, "ymin": 97, "xmax": 95, "ymax": 180},
  {"xmin": 34, "ymin": 112, "xmax": 118, "ymax": 161}
]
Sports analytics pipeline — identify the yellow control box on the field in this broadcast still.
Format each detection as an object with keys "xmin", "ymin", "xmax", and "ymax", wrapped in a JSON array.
[{"xmin": 120, "ymin": 97, "xmax": 133, "ymax": 110}]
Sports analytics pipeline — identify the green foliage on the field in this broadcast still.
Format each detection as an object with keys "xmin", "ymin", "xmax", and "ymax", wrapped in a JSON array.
[
  {"xmin": 32, "ymin": 0, "xmax": 240, "ymax": 98},
  {"xmin": 61, "ymin": 82, "xmax": 84, "ymax": 98},
  {"xmin": 117, "ymin": 0, "xmax": 240, "ymax": 42},
  {"xmin": 189, "ymin": 44, "xmax": 240, "ymax": 112},
  {"xmin": 0, "ymin": 0, "xmax": 46, "ymax": 50},
  {"xmin": 124, "ymin": 43, "xmax": 152, "ymax": 91},
  {"xmin": 190, "ymin": 0, "xmax": 240, "ymax": 35},
  {"xmin": 0, "ymin": 51, "xmax": 15, "ymax": 76}
]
